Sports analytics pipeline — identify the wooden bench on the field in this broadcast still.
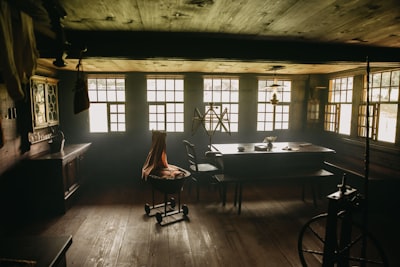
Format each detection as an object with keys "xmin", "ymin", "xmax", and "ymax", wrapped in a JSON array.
[{"xmin": 214, "ymin": 168, "xmax": 335, "ymax": 214}]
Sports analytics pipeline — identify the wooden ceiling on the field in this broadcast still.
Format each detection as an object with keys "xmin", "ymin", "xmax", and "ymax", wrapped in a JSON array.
[{"xmin": 16, "ymin": 0, "xmax": 400, "ymax": 74}]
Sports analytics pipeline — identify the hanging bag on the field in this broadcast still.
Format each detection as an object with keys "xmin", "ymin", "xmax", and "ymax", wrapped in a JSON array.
[{"xmin": 73, "ymin": 53, "xmax": 90, "ymax": 114}]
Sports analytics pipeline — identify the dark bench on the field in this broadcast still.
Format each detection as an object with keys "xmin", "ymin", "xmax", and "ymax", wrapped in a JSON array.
[{"xmin": 214, "ymin": 168, "xmax": 335, "ymax": 214}]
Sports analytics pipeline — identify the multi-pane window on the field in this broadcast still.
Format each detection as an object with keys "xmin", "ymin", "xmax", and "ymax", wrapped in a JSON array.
[
  {"xmin": 324, "ymin": 77, "xmax": 353, "ymax": 135},
  {"xmin": 203, "ymin": 77, "xmax": 239, "ymax": 132},
  {"xmin": 87, "ymin": 76, "xmax": 126, "ymax": 133},
  {"xmin": 358, "ymin": 70, "xmax": 399, "ymax": 143},
  {"xmin": 147, "ymin": 77, "xmax": 184, "ymax": 132},
  {"xmin": 257, "ymin": 79, "xmax": 291, "ymax": 131}
]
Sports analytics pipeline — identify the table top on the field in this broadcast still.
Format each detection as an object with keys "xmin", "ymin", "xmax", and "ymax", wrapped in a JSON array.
[
  {"xmin": 29, "ymin": 143, "xmax": 91, "ymax": 161},
  {"xmin": 211, "ymin": 142, "xmax": 335, "ymax": 156},
  {"xmin": 0, "ymin": 235, "xmax": 72, "ymax": 267}
]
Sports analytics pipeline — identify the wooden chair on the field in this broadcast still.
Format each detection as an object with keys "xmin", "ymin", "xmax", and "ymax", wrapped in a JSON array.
[{"xmin": 182, "ymin": 140, "xmax": 220, "ymax": 201}]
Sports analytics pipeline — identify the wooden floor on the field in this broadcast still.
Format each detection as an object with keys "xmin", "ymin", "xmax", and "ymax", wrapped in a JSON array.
[{"xmin": 2, "ymin": 179, "xmax": 399, "ymax": 267}]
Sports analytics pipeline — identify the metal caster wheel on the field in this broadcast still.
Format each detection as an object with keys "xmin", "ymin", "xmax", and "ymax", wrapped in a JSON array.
[
  {"xmin": 144, "ymin": 203, "xmax": 150, "ymax": 215},
  {"xmin": 156, "ymin": 212, "xmax": 163, "ymax": 224},
  {"xmin": 182, "ymin": 204, "xmax": 189, "ymax": 215},
  {"xmin": 170, "ymin": 197, "xmax": 176, "ymax": 208}
]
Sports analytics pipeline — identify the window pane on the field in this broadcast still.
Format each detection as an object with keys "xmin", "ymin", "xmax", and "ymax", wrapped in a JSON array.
[
  {"xmin": 175, "ymin": 103, "xmax": 184, "ymax": 112},
  {"xmin": 98, "ymin": 91, "xmax": 107, "ymax": 101},
  {"xmin": 157, "ymin": 79, "xmax": 165, "ymax": 90},
  {"xmin": 147, "ymin": 79, "xmax": 155, "ymax": 90},
  {"xmin": 166, "ymin": 79, "xmax": 174, "ymax": 90},
  {"xmin": 221, "ymin": 91, "xmax": 230, "ymax": 102},
  {"xmin": 175, "ymin": 123, "xmax": 184, "ymax": 132},
  {"xmin": 372, "ymin": 73, "xmax": 381, "ymax": 87},
  {"xmin": 149, "ymin": 114, "xmax": 157, "ymax": 121},
  {"xmin": 116, "ymin": 91, "xmax": 125, "ymax": 102},
  {"xmin": 377, "ymin": 104, "xmax": 397, "ymax": 142},
  {"xmin": 175, "ymin": 79, "xmax": 183, "ymax": 90},
  {"xmin": 118, "ymin": 123, "xmax": 126, "ymax": 131},
  {"xmin": 149, "ymin": 122, "xmax": 157, "ymax": 130},
  {"xmin": 382, "ymin": 72, "xmax": 391, "ymax": 86},
  {"xmin": 110, "ymin": 114, "xmax": 117, "ymax": 122},
  {"xmin": 147, "ymin": 91, "xmax": 156, "ymax": 101},
  {"xmin": 157, "ymin": 90, "xmax": 165, "ymax": 101},
  {"xmin": 390, "ymin": 87, "xmax": 399, "ymax": 102},
  {"xmin": 110, "ymin": 124, "xmax": 118, "ymax": 131},
  {"xmin": 213, "ymin": 91, "xmax": 221, "ymax": 102},
  {"xmin": 176, "ymin": 113, "xmax": 184, "ymax": 122},
  {"xmin": 89, "ymin": 103, "xmax": 108, "ymax": 133},
  {"xmin": 175, "ymin": 91, "xmax": 184, "ymax": 102},
  {"xmin": 166, "ymin": 113, "xmax": 175, "ymax": 122},
  {"xmin": 118, "ymin": 114, "xmax": 125, "ymax": 123},
  {"xmin": 110, "ymin": 105, "xmax": 117, "ymax": 113},
  {"xmin": 391, "ymin": 71, "xmax": 399, "ymax": 85},
  {"xmin": 88, "ymin": 91, "xmax": 97, "ymax": 101},
  {"xmin": 338, "ymin": 104, "xmax": 351, "ymax": 135},
  {"xmin": 165, "ymin": 91, "xmax": 174, "ymax": 102},
  {"xmin": 117, "ymin": 104, "xmax": 125, "ymax": 113}
]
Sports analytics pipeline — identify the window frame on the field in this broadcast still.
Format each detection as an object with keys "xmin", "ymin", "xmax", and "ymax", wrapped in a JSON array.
[
  {"xmin": 203, "ymin": 76, "xmax": 239, "ymax": 133},
  {"xmin": 146, "ymin": 76, "xmax": 185, "ymax": 132},
  {"xmin": 357, "ymin": 69, "xmax": 399, "ymax": 143},
  {"xmin": 87, "ymin": 75, "xmax": 126, "ymax": 133},
  {"xmin": 257, "ymin": 79, "xmax": 291, "ymax": 131},
  {"xmin": 324, "ymin": 76, "xmax": 354, "ymax": 135}
]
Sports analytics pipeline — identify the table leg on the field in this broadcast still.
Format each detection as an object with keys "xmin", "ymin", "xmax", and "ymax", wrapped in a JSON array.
[
  {"xmin": 238, "ymin": 182, "xmax": 243, "ymax": 215},
  {"xmin": 222, "ymin": 183, "xmax": 227, "ymax": 206},
  {"xmin": 233, "ymin": 182, "xmax": 238, "ymax": 207}
]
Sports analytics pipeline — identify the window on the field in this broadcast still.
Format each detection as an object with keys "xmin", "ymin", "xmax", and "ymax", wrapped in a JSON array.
[
  {"xmin": 203, "ymin": 77, "xmax": 239, "ymax": 132},
  {"xmin": 257, "ymin": 79, "xmax": 291, "ymax": 131},
  {"xmin": 358, "ymin": 70, "xmax": 399, "ymax": 143},
  {"xmin": 324, "ymin": 76, "xmax": 353, "ymax": 135},
  {"xmin": 87, "ymin": 76, "xmax": 126, "ymax": 133},
  {"xmin": 147, "ymin": 76, "xmax": 184, "ymax": 132}
]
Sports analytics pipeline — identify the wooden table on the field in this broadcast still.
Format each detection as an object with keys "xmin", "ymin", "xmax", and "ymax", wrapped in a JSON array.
[
  {"xmin": 211, "ymin": 142, "xmax": 336, "ymax": 214},
  {"xmin": 0, "ymin": 235, "xmax": 72, "ymax": 267}
]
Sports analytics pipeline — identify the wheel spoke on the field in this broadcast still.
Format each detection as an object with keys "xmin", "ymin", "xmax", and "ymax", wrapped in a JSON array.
[{"xmin": 307, "ymin": 225, "xmax": 325, "ymax": 244}]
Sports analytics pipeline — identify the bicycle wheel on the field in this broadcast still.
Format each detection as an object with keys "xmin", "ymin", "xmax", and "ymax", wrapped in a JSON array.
[{"xmin": 298, "ymin": 213, "xmax": 388, "ymax": 267}]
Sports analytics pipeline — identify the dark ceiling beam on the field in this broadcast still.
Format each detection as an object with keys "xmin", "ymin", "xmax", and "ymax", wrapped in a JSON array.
[{"xmin": 38, "ymin": 31, "xmax": 400, "ymax": 64}]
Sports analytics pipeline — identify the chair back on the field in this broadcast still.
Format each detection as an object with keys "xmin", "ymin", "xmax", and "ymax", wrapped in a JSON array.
[{"xmin": 183, "ymin": 140, "xmax": 199, "ymax": 172}]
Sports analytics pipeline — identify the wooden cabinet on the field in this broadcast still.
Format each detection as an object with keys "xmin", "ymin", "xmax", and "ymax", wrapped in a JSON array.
[{"xmin": 25, "ymin": 143, "xmax": 91, "ymax": 215}]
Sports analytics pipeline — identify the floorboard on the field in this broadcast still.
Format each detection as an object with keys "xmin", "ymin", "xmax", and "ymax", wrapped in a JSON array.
[{"xmin": 1, "ymin": 179, "xmax": 398, "ymax": 267}]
